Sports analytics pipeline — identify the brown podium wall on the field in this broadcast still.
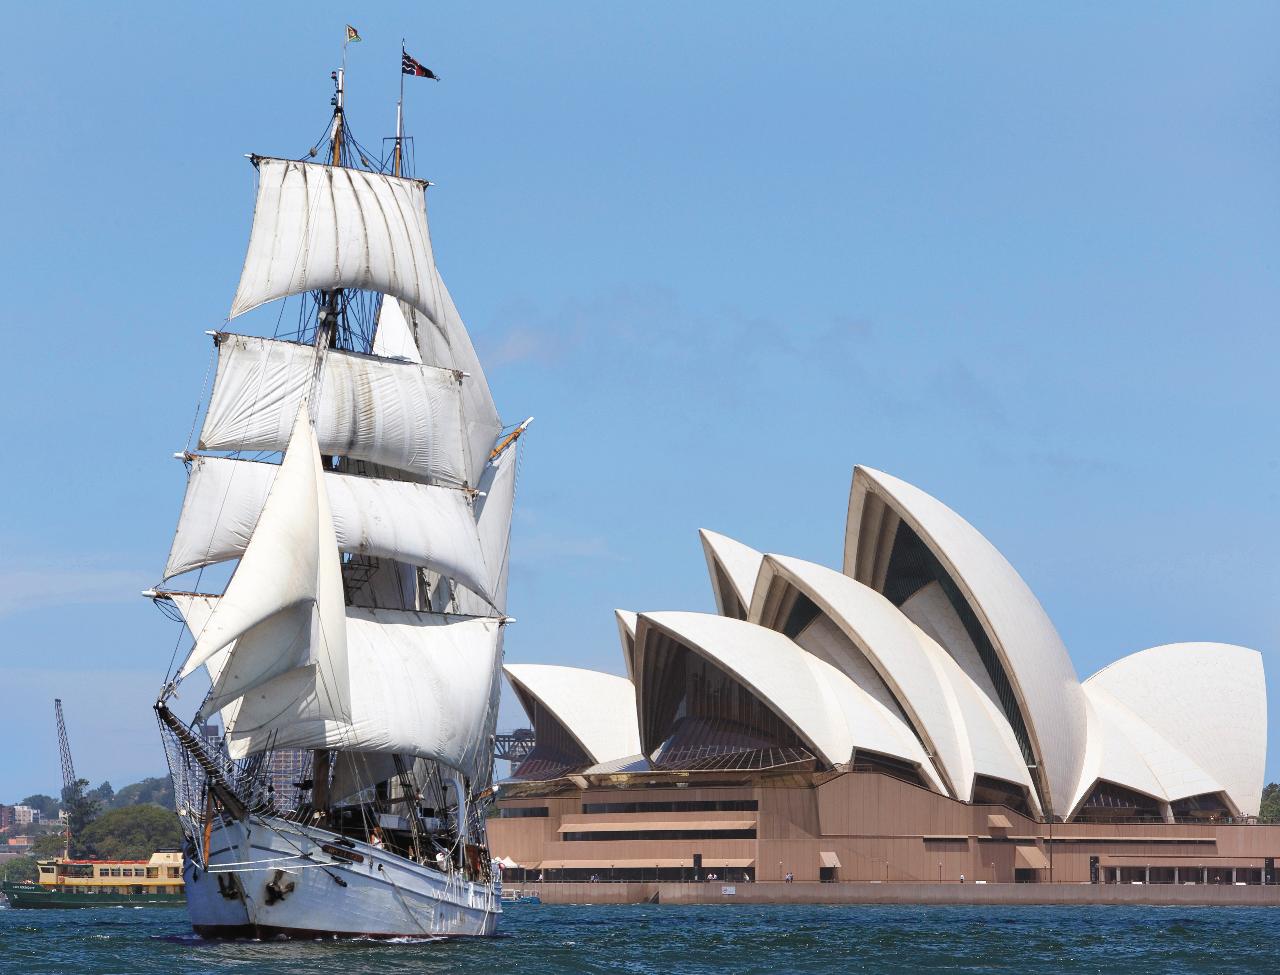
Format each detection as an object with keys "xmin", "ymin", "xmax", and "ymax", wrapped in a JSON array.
[{"xmin": 490, "ymin": 770, "xmax": 1280, "ymax": 886}]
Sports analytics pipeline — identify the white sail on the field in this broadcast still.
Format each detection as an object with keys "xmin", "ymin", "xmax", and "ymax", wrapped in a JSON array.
[
  {"xmin": 165, "ymin": 592, "xmax": 243, "ymax": 729},
  {"xmin": 474, "ymin": 438, "xmax": 519, "ymax": 614},
  {"xmin": 372, "ymin": 297, "xmax": 423, "ymax": 364},
  {"xmin": 179, "ymin": 411, "xmax": 349, "ymax": 724},
  {"xmin": 229, "ymin": 158, "xmax": 440, "ymax": 323},
  {"xmin": 413, "ymin": 275, "xmax": 503, "ymax": 489},
  {"xmin": 429, "ymin": 436, "xmax": 520, "ymax": 616},
  {"xmin": 224, "ymin": 609, "xmax": 505, "ymax": 782},
  {"xmin": 199, "ymin": 334, "xmax": 471, "ymax": 487},
  {"xmin": 164, "ymin": 455, "xmax": 497, "ymax": 606},
  {"xmin": 167, "ymin": 593, "xmax": 222, "ymax": 674}
]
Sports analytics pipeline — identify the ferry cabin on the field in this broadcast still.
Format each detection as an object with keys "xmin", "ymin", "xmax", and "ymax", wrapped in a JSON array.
[{"xmin": 36, "ymin": 851, "xmax": 184, "ymax": 896}]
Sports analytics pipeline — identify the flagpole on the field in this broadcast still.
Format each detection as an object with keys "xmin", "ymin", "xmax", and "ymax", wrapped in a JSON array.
[{"xmin": 395, "ymin": 39, "xmax": 405, "ymax": 176}]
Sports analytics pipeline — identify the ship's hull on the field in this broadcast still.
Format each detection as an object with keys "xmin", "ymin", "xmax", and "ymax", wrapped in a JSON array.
[
  {"xmin": 1, "ymin": 880, "xmax": 185, "ymax": 909},
  {"xmin": 185, "ymin": 815, "xmax": 500, "ymax": 939}
]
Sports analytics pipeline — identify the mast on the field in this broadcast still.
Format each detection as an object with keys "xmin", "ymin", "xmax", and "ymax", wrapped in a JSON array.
[{"xmin": 311, "ymin": 60, "xmax": 347, "ymax": 819}]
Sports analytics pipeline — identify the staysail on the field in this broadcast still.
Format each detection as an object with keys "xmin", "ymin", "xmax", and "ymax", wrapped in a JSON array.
[
  {"xmin": 164, "ymin": 454, "xmax": 499, "ymax": 607},
  {"xmin": 168, "ymin": 595, "xmax": 503, "ymax": 781},
  {"xmin": 178, "ymin": 409, "xmax": 349, "ymax": 723},
  {"xmin": 429, "ymin": 437, "xmax": 520, "ymax": 616},
  {"xmin": 409, "ymin": 275, "xmax": 503, "ymax": 489}
]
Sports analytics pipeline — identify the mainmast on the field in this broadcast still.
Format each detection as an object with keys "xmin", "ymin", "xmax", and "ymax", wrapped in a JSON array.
[
  {"xmin": 311, "ymin": 61, "xmax": 348, "ymax": 819},
  {"xmin": 331, "ymin": 67, "xmax": 345, "ymax": 167},
  {"xmin": 317, "ymin": 69, "xmax": 346, "ymax": 348}
]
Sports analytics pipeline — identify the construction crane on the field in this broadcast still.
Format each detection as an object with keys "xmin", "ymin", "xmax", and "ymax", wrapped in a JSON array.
[{"xmin": 54, "ymin": 699, "xmax": 77, "ymax": 858}]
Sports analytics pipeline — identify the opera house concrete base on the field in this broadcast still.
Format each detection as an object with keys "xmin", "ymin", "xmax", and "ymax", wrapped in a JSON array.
[
  {"xmin": 496, "ymin": 466, "xmax": 1276, "ymax": 905},
  {"xmin": 491, "ymin": 770, "xmax": 1280, "ymax": 894},
  {"xmin": 511, "ymin": 881, "xmax": 1280, "ymax": 908}
]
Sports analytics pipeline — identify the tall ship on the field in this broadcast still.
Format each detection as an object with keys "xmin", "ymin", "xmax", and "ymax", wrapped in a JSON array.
[{"xmin": 148, "ymin": 46, "xmax": 527, "ymax": 939}]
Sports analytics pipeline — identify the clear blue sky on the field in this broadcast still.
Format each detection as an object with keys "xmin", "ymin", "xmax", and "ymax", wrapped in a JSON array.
[{"xmin": 1, "ymin": 2, "xmax": 1277, "ymax": 800}]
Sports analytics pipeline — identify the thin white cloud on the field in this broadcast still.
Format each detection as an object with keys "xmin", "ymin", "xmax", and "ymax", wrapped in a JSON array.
[
  {"xmin": 0, "ymin": 564, "xmax": 153, "ymax": 619},
  {"xmin": 514, "ymin": 532, "xmax": 625, "ymax": 564}
]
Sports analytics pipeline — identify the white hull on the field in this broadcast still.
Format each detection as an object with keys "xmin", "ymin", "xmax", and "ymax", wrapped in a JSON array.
[{"xmin": 185, "ymin": 815, "xmax": 500, "ymax": 939}]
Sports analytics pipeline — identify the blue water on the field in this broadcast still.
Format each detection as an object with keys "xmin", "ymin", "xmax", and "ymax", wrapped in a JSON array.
[{"xmin": 3, "ymin": 902, "xmax": 1279, "ymax": 974}]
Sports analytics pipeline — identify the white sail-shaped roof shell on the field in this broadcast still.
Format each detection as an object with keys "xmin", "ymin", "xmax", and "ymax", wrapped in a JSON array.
[
  {"xmin": 901, "ymin": 582, "xmax": 1005, "ymax": 714},
  {"xmin": 615, "ymin": 610, "xmax": 638, "ymax": 680},
  {"xmin": 788, "ymin": 615, "xmax": 947, "ymax": 793},
  {"xmin": 636, "ymin": 611, "xmax": 941, "ymax": 779},
  {"xmin": 844, "ymin": 466, "xmax": 1087, "ymax": 817},
  {"xmin": 199, "ymin": 334, "xmax": 471, "ymax": 487},
  {"xmin": 1069, "ymin": 683, "xmax": 1227, "ymax": 819},
  {"xmin": 503, "ymin": 664, "xmax": 641, "ymax": 765},
  {"xmin": 699, "ymin": 529, "xmax": 763, "ymax": 620},
  {"xmin": 1081, "ymin": 643, "xmax": 1265, "ymax": 817},
  {"xmin": 750, "ymin": 555, "xmax": 1035, "ymax": 806},
  {"xmin": 230, "ymin": 158, "xmax": 440, "ymax": 324},
  {"xmin": 164, "ymin": 454, "xmax": 496, "ymax": 607}
]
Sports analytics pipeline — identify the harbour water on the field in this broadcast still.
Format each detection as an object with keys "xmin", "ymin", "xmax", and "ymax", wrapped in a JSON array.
[{"xmin": 3, "ymin": 902, "xmax": 1280, "ymax": 974}]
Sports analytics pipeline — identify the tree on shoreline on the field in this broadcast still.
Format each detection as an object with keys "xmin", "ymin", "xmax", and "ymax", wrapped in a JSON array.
[{"xmin": 1259, "ymin": 783, "xmax": 1280, "ymax": 823}]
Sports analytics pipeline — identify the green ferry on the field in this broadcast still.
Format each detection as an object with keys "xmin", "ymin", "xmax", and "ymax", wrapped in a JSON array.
[{"xmin": 1, "ymin": 851, "xmax": 185, "ymax": 908}]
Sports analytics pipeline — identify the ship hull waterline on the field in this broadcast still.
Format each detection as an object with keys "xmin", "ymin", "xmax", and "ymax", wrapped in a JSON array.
[{"xmin": 185, "ymin": 814, "xmax": 501, "ymax": 939}]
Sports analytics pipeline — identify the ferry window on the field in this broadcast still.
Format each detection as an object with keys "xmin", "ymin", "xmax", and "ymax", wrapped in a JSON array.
[
  {"xmin": 111, "ymin": 868, "xmax": 122, "ymax": 877},
  {"xmin": 168, "ymin": 867, "xmax": 181, "ymax": 878},
  {"xmin": 147, "ymin": 868, "xmax": 158, "ymax": 878}
]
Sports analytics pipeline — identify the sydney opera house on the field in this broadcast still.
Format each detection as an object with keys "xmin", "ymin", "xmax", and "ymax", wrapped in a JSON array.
[{"xmin": 490, "ymin": 467, "xmax": 1274, "ymax": 885}]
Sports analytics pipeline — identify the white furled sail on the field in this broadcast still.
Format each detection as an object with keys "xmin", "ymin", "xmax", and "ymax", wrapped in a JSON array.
[
  {"xmin": 224, "ymin": 609, "xmax": 505, "ymax": 782},
  {"xmin": 229, "ymin": 158, "xmax": 439, "ymax": 323},
  {"xmin": 179, "ymin": 411, "xmax": 349, "ymax": 723},
  {"xmin": 199, "ymin": 333, "xmax": 471, "ymax": 487},
  {"xmin": 372, "ymin": 297, "xmax": 424, "ymax": 364},
  {"xmin": 164, "ymin": 455, "xmax": 497, "ymax": 606}
]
